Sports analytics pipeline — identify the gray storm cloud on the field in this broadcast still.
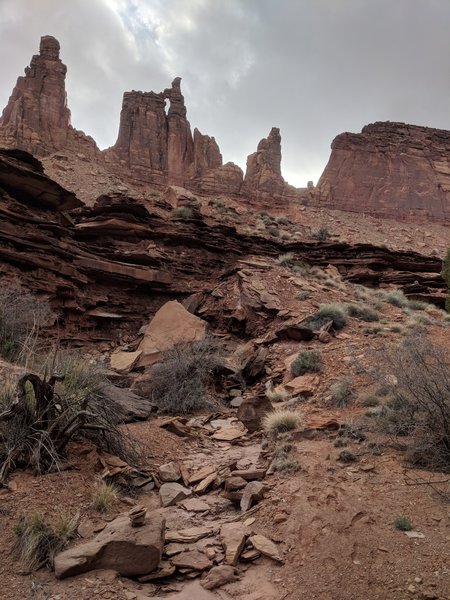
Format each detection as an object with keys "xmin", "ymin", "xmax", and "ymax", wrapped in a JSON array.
[{"xmin": 1, "ymin": 0, "xmax": 449, "ymax": 186}]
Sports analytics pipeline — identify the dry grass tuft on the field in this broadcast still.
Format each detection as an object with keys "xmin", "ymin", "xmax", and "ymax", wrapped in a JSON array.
[
  {"xmin": 92, "ymin": 482, "xmax": 119, "ymax": 513},
  {"xmin": 263, "ymin": 410, "xmax": 300, "ymax": 437}
]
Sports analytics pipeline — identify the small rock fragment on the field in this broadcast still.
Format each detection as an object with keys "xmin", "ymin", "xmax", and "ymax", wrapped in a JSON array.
[
  {"xmin": 249, "ymin": 534, "xmax": 283, "ymax": 563},
  {"xmin": 160, "ymin": 482, "xmax": 192, "ymax": 507},
  {"xmin": 201, "ymin": 565, "xmax": 239, "ymax": 590}
]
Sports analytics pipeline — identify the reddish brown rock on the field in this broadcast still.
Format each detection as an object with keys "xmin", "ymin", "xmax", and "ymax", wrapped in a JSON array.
[
  {"xmin": 315, "ymin": 121, "xmax": 450, "ymax": 222},
  {"xmin": 197, "ymin": 162, "xmax": 244, "ymax": 195},
  {"xmin": 192, "ymin": 128, "xmax": 222, "ymax": 176},
  {"xmin": 242, "ymin": 127, "xmax": 297, "ymax": 201},
  {"xmin": 0, "ymin": 36, "xmax": 97, "ymax": 158},
  {"xmin": 54, "ymin": 512, "xmax": 165, "ymax": 579},
  {"xmin": 237, "ymin": 393, "xmax": 272, "ymax": 433}
]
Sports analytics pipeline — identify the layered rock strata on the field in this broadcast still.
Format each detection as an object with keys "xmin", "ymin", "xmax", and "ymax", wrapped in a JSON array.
[{"xmin": 315, "ymin": 122, "xmax": 450, "ymax": 221}]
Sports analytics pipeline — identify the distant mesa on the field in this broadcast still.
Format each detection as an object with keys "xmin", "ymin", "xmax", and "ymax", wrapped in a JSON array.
[{"xmin": 0, "ymin": 35, "xmax": 449, "ymax": 221}]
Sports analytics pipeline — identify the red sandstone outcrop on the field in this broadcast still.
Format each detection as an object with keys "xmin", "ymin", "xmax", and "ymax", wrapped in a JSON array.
[
  {"xmin": 0, "ymin": 35, "xmax": 97, "ymax": 158},
  {"xmin": 315, "ymin": 121, "xmax": 450, "ymax": 221},
  {"xmin": 242, "ymin": 128, "xmax": 300, "ymax": 203}
]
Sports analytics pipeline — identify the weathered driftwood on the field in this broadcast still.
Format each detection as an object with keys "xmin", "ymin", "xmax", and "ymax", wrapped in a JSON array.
[{"xmin": 0, "ymin": 372, "xmax": 110, "ymax": 485}]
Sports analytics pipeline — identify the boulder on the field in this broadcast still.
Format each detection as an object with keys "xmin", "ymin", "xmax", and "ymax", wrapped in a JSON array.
[
  {"xmin": 137, "ymin": 300, "xmax": 207, "ymax": 367},
  {"xmin": 160, "ymin": 482, "xmax": 192, "ymax": 507},
  {"xmin": 54, "ymin": 512, "xmax": 165, "ymax": 579},
  {"xmin": 98, "ymin": 383, "xmax": 156, "ymax": 423},
  {"xmin": 158, "ymin": 461, "xmax": 181, "ymax": 482},
  {"xmin": 237, "ymin": 394, "xmax": 272, "ymax": 433}
]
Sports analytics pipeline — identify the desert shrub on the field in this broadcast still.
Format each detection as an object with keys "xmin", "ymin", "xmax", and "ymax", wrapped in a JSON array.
[
  {"xmin": 330, "ymin": 376, "xmax": 353, "ymax": 407},
  {"xmin": 383, "ymin": 289, "xmax": 408, "ymax": 308},
  {"xmin": 407, "ymin": 299, "xmax": 427, "ymax": 311},
  {"xmin": 374, "ymin": 335, "xmax": 450, "ymax": 471},
  {"xmin": 296, "ymin": 291, "xmax": 311, "ymax": 301},
  {"xmin": 267, "ymin": 226, "xmax": 280, "ymax": 237},
  {"xmin": 0, "ymin": 352, "xmax": 136, "ymax": 483},
  {"xmin": 272, "ymin": 455, "xmax": 300, "ymax": 473},
  {"xmin": 275, "ymin": 215, "xmax": 289, "ymax": 225},
  {"xmin": 92, "ymin": 481, "xmax": 119, "ymax": 512},
  {"xmin": 0, "ymin": 285, "xmax": 53, "ymax": 361},
  {"xmin": 358, "ymin": 394, "xmax": 380, "ymax": 407},
  {"xmin": 14, "ymin": 511, "xmax": 79, "ymax": 571},
  {"xmin": 389, "ymin": 324, "xmax": 403, "ymax": 333},
  {"xmin": 314, "ymin": 226, "xmax": 330, "ymax": 241},
  {"xmin": 277, "ymin": 252, "xmax": 295, "ymax": 267},
  {"xmin": 209, "ymin": 198, "xmax": 225, "ymax": 209},
  {"xmin": 291, "ymin": 349, "xmax": 322, "ymax": 377},
  {"xmin": 265, "ymin": 387, "xmax": 289, "ymax": 403},
  {"xmin": 318, "ymin": 304, "xmax": 348, "ymax": 330},
  {"xmin": 150, "ymin": 339, "xmax": 222, "ymax": 415},
  {"xmin": 263, "ymin": 410, "xmax": 299, "ymax": 437},
  {"xmin": 346, "ymin": 304, "xmax": 379, "ymax": 322},
  {"xmin": 394, "ymin": 516, "xmax": 412, "ymax": 531},
  {"xmin": 171, "ymin": 206, "xmax": 193, "ymax": 220}
]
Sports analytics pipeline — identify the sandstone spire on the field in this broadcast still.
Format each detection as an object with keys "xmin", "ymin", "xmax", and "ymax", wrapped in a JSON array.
[
  {"xmin": 0, "ymin": 35, "xmax": 97, "ymax": 158},
  {"xmin": 242, "ymin": 127, "xmax": 286, "ymax": 197},
  {"xmin": 0, "ymin": 36, "xmax": 71, "ymax": 154}
]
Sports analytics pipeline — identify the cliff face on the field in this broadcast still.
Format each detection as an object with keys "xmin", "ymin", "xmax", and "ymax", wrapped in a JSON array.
[
  {"xmin": 316, "ymin": 122, "xmax": 450, "ymax": 221},
  {"xmin": 0, "ymin": 36, "xmax": 97, "ymax": 158}
]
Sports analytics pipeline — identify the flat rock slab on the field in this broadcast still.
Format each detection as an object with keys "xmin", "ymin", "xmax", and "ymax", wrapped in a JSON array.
[
  {"xmin": 160, "ymin": 482, "xmax": 192, "ymax": 507},
  {"xmin": 220, "ymin": 522, "xmax": 246, "ymax": 566},
  {"xmin": 211, "ymin": 425, "xmax": 246, "ymax": 441},
  {"xmin": 110, "ymin": 350, "xmax": 142, "ymax": 373},
  {"xmin": 180, "ymin": 498, "xmax": 210, "ymax": 512},
  {"xmin": 201, "ymin": 565, "xmax": 239, "ymax": 590},
  {"xmin": 166, "ymin": 526, "xmax": 214, "ymax": 543},
  {"xmin": 284, "ymin": 374, "xmax": 319, "ymax": 397},
  {"xmin": 171, "ymin": 549, "xmax": 212, "ymax": 571},
  {"xmin": 54, "ymin": 513, "xmax": 165, "ymax": 579},
  {"xmin": 249, "ymin": 534, "xmax": 283, "ymax": 563}
]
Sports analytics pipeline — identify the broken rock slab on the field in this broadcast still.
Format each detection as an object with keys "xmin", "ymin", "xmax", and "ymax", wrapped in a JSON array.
[
  {"xmin": 220, "ymin": 522, "xmax": 246, "ymax": 566},
  {"xmin": 284, "ymin": 374, "xmax": 320, "ymax": 397},
  {"xmin": 54, "ymin": 513, "xmax": 165, "ymax": 579},
  {"xmin": 240, "ymin": 481, "xmax": 264, "ymax": 512},
  {"xmin": 249, "ymin": 534, "xmax": 283, "ymax": 563},
  {"xmin": 160, "ymin": 482, "xmax": 192, "ymax": 507},
  {"xmin": 171, "ymin": 549, "xmax": 213, "ymax": 571},
  {"xmin": 138, "ymin": 300, "xmax": 207, "ymax": 367},
  {"xmin": 110, "ymin": 350, "xmax": 142, "ymax": 373}
]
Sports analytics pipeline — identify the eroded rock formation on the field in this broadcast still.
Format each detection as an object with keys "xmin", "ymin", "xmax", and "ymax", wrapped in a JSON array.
[
  {"xmin": 315, "ymin": 121, "xmax": 450, "ymax": 221},
  {"xmin": 242, "ymin": 128, "xmax": 301, "ymax": 202},
  {"xmin": 0, "ymin": 36, "xmax": 97, "ymax": 158}
]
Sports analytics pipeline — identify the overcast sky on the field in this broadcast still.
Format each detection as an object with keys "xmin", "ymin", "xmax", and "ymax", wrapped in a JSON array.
[{"xmin": 1, "ymin": 0, "xmax": 449, "ymax": 186}]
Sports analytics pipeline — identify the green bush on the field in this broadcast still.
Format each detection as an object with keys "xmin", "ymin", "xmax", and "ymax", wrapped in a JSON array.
[
  {"xmin": 394, "ymin": 516, "xmax": 412, "ymax": 531},
  {"xmin": 291, "ymin": 350, "xmax": 322, "ymax": 377}
]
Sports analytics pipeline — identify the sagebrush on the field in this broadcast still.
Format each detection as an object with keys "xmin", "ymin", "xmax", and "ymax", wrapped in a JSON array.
[{"xmin": 150, "ymin": 340, "xmax": 222, "ymax": 415}]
